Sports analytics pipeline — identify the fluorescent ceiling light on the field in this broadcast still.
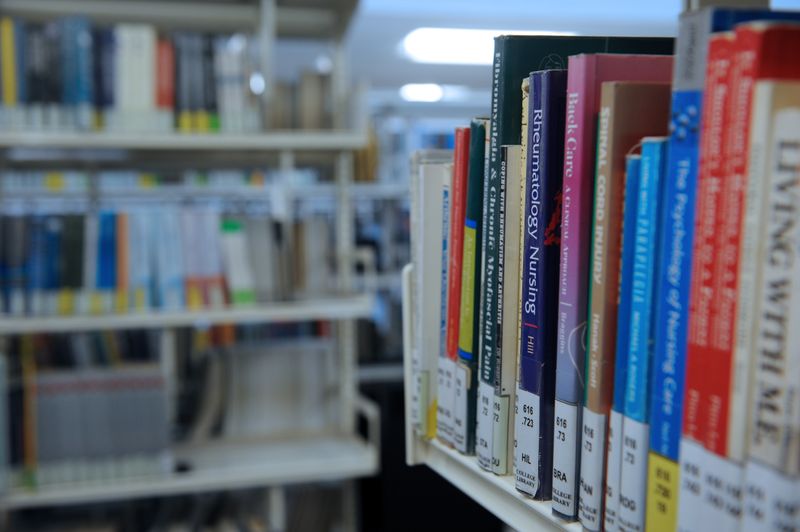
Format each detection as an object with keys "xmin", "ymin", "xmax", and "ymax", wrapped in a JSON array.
[
  {"xmin": 400, "ymin": 83, "xmax": 445, "ymax": 102},
  {"xmin": 401, "ymin": 27, "xmax": 577, "ymax": 65}
]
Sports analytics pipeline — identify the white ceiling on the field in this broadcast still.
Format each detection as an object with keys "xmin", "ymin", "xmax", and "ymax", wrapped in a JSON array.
[{"xmin": 272, "ymin": 0, "xmax": 800, "ymax": 111}]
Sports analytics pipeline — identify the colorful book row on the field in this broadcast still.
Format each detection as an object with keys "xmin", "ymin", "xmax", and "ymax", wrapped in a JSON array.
[{"xmin": 409, "ymin": 7, "xmax": 800, "ymax": 532}]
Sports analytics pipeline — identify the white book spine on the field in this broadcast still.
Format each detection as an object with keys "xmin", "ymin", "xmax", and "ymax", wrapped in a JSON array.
[
  {"xmin": 493, "ymin": 144, "xmax": 522, "ymax": 475},
  {"xmin": 416, "ymin": 162, "xmax": 452, "ymax": 438},
  {"xmin": 436, "ymin": 171, "xmax": 454, "ymax": 445}
]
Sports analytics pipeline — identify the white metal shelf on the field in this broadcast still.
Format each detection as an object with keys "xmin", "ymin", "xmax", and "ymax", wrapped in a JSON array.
[
  {"xmin": 0, "ymin": 131, "xmax": 368, "ymax": 152},
  {"xmin": 0, "ymin": 294, "xmax": 374, "ymax": 334},
  {"xmin": 415, "ymin": 439, "xmax": 580, "ymax": 532},
  {"xmin": 400, "ymin": 264, "xmax": 574, "ymax": 532},
  {"xmin": 2, "ymin": 433, "xmax": 378, "ymax": 510},
  {"xmin": 0, "ymin": 183, "xmax": 408, "ymax": 202},
  {"xmin": 0, "ymin": 0, "xmax": 357, "ymax": 39}
]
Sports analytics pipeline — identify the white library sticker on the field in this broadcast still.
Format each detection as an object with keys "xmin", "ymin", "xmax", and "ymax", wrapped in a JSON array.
[
  {"xmin": 579, "ymin": 408, "xmax": 607, "ymax": 531},
  {"xmin": 452, "ymin": 363, "xmax": 469, "ymax": 453},
  {"xmin": 551, "ymin": 400, "xmax": 579, "ymax": 517},
  {"xmin": 436, "ymin": 357, "xmax": 456, "ymax": 444},
  {"xmin": 476, "ymin": 381, "xmax": 494, "ymax": 471},
  {"xmin": 617, "ymin": 417, "xmax": 649, "ymax": 532},
  {"xmin": 491, "ymin": 393, "xmax": 510, "ymax": 474},
  {"xmin": 604, "ymin": 409, "xmax": 623, "ymax": 531},
  {"xmin": 514, "ymin": 387, "xmax": 541, "ymax": 497},
  {"xmin": 701, "ymin": 451, "xmax": 742, "ymax": 532},
  {"xmin": 677, "ymin": 438, "xmax": 706, "ymax": 532}
]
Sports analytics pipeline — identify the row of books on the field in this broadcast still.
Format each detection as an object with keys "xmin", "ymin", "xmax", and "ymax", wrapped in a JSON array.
[
  {"xmin": 0, "ymin": 16, "xmax": 335, "ymax": 134},
  {"xmin": 1, "ymin": 330, "xmax": 169, "ymax": 490},
  {"xmin": 0, "ymin": 207, "xmax": 335, "ymax": 317},
  {"xmin": 410, "ymin": 6, "xmax": 800, "ymax": 532}
]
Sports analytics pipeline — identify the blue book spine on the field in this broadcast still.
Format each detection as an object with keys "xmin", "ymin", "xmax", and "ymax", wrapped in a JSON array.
[
  {"xmin": 612, "ymin": 156, "xmax": 642, "ymax": 418},
  {"xmin": 649, "ymin": 90, "xmax": 701, "ymax": 460},
  {"xmin": 26, "ymin": 215, "xmax": 47, "ymax": 314},
  {"xmin": 74, "ymin": 17, "xmax": 92, "ymax": 106},
  {"xmin": 97, "ymin": 211, "xmax": 116, "ymax": 291},
  {"xmin": 624, "ymin": 138, "xmax": 667, "ymax": 423},
  {"xmin": 515, "ymin": 69, "xmax": 566, "ymax": 499}
]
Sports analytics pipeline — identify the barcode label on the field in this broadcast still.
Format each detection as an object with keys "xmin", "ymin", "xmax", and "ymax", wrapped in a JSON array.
[
  {"xmin": 551, "ymin": 400, "xmax": 579, "ymax": 517},
  {"xmin": 514, "ymin": 387, "xmax": 541, "ymax": 496},
  {"xmin": 452, "ymin": 363, "xmax": 469, "ymax": 453},
  {"xmin": 605, "ymin": 410, "xmax": 624, "ymax": 530},
  {"xmin": 476, "ymin": 381, "xmax": 494, "ymax": 470},
  {"xmin": 618, "ymin": 417, "xmax": 649, "ymax": 531},
  {"xmin": 579, "ymin": 408, "xmax": 607, "ymax": 530}
]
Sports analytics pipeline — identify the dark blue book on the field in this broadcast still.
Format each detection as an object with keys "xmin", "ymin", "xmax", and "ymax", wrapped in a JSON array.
[
  {"xmin": 25, "ymin": 215, "xmax": 48, "ymax": 315},
  {"xmin": 514, "ymin": 69, "xmax": 566, "ymax": 500},
  {"xmin": 43, "ymin": 215, "xmax": 63, "ymax": 302}
]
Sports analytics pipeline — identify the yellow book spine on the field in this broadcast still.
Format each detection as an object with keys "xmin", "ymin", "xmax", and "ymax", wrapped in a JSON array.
[
  {"xmin": 427, "ymin": 397, "xmax": 438, "ymax": 440},
  {"xmin": 195, "ymin": 110, "xmax": 210, "ymax": 132},
  {"xmin": 1, "ymin": 17, "xmax": 17, "ymax": 106},
  {"xmin": 178, "ymin": 111, "xmax": 192, "ymax": 133},
  {"xmin": 646, "ymin": 452, "xmax": 680, "ymax": 532}
]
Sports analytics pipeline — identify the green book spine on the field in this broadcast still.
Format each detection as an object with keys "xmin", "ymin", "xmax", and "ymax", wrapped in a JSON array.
[{"xmin": 455, "ymin": 118, "xmax": 488, "ymax": 455}]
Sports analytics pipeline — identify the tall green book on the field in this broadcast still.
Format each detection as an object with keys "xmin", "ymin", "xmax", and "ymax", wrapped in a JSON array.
[
  {"xmin": 476, "ymin": 34, "xmax": 673, "ymax": 476},
  {"xmin": 455, "ymin": 117, "xmax": 489, "ymax": 454}
]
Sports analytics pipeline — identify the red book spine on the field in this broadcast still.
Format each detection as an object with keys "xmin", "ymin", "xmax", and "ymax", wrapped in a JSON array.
[
  {"xmin": 446, "ymin": 127, "xmax": 470, "ymax": 361},
  {"xmin": 683, "ymin": 33, "xmax": 734, "ymax": 445},
  {"xmin": 157, "ymin": 38, "xmax": 175, "ymax": 111},
  {"xmin": 708, "ymin": 23, "xmax": 800, "ymax": 456}
]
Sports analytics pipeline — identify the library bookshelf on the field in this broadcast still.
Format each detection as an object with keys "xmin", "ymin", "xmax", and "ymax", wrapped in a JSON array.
[
  {"xmin": 0, "ymin": 0, "xmax": 382, "ymax": 529},
  {"xmin": 401, "ymin": 265, "xmax": 576, "ymax": 532}
]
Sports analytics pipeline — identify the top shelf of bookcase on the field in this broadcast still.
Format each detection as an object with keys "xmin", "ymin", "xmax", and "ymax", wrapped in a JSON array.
[
  {"xmin": 0, "ymin": 131, "xmax": 368, "ymax": 153},
  {"xmin": 0, "ymin": 0, "xmax": 359, "ymax": 39}
]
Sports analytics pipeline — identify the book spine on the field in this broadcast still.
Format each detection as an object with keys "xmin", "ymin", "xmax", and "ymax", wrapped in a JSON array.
[
  {"xmin": 74, "ymin": 17, "xmax": 93, "ymax": 131},
  {"xmin": 646, "ymin": 89, "xmax": 701, "ymax": 532},
  {"xmin": 493, "ymin": 143, "xmax": 522, "ymax": 475},
  {"xmin": 476, "ymin": 37, "xmax": 507, "ymax": 472},
  {"xmin": 202, "ymin": 35, "xmax": 218, "ymax": 132},
  {"xmin": 440, "ymin": 127, "xmax": 470, "ymax": 446},
  {"xmin": 748, "ymin": 86, "xmax": 800, "ymax": 476},
  {"xmin": 605, "ymin": 154, "xmax": 641, "ymax": 531},
  {"xmin": 679, "ymin": 40, "xmax": 734, "ymax": 529},
  {"xmin": 740, "ymin": 80, "xmax": 800, "ymax": 531},
  {"xmin": 455, "ymin": 119, "xmax": 487, "ymax": 455},
  {"xmin": 156, "ymin": 38, "xmax": 175, "ymax": 133},
  {"xmin": 580, "ymin": 85, "xmax": 614, "ymax": 530},
  {"xmin": 618, "ymin": 137, "xmax": 668, "ymax": 532},
  {"xmin": 552, "ymin": 54, "xmax": 592, "ymax": 519},
  {"xmin": 683, "ymin": 33, "xmax": 733, "ymax": 448},
  {"xmin": 744, "ymin": 94, "xmax": 800, "ymax": 531},
  {"xmin": 1, "ymin": 17, "xmax": 17, "ymax": 122},
  {"xmin": 514, "ymin": 69, "xmax": 565, "ymax": 500},
  {"xmin": 436, "ymin": 164, "xmax": 454, "ymax": 445}
]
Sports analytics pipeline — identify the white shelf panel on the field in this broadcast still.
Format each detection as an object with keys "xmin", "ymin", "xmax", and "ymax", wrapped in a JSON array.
[
  {"xmin": 0, "ymin": 183, "xmax": 408, "ymax": 202},
  {"xmin": 0, "ymin": 131, "xmax": 368, "ymax": 152},
  {"xmin": 0, "ymin": 294, "xmax": 374, "ymax": 334},
  {"xmin": 418, "ymin": 439, "xmax": 580, "ymax": 532},
  {"xmin": 3, "ymin": 434, "xmax": 378, "ymax": 509}
]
